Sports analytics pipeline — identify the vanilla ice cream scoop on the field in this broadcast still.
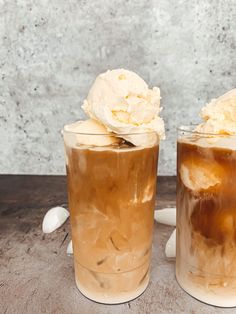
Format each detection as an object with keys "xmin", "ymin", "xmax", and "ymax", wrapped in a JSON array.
[
  {"xmin": 180, "ymin": 158, "xmax": 223, "ymax": 192},
  {"xmin": 82, "ymin": 69, "xmax": 165, "ymax": 145},
  {"xmin": 63, "ymin": 119, "xmax": 120, "ymax": 147},
  {"xmin": 195, "ymin": 89, "xmax": 236, "ymax": 134}
]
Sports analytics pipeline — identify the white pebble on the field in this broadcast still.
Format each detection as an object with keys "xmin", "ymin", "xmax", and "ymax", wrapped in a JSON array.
[
  {"xmin": 42, "ymin": 206, "xmax": 69, "ymax": 233},
  {"xmin": 154, "ymin": 207, "xmax": 176, "ymax": 226},
  {"xmin": 67, "ymin": 240, "xmax": 73, "ymax": 255},
  {"xmin": 165, "ymin": 229, "xmax": 176, "ymax": 258}
]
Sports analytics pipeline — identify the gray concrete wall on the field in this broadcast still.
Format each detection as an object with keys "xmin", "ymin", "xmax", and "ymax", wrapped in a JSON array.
[{"xmin": 1, "ymin": 0, "xmax": 235, "ymax": 175}]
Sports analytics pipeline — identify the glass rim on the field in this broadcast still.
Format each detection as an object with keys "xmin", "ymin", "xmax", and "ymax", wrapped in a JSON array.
[
  {"xmin": 177, "ymin": 124, "xmax": 236, "ymax": 138},
  {"xmin": 63, "ymin": 126, "xmax": 157, "ymax": 137}
]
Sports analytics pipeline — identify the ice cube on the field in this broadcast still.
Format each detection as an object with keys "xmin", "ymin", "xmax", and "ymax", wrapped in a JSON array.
[{"xmin": 109, "ymin": 230, "xmax": 130, "ymax": 251}]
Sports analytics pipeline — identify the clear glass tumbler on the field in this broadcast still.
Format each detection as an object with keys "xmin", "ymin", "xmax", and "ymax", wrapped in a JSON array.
[
  {"xmin": 176, "ymin": 125, "xmax": 236, "ymax": 307},
  {"xmin": 63, "ymin": 129, "xmax": 159, "ymax": 304}
]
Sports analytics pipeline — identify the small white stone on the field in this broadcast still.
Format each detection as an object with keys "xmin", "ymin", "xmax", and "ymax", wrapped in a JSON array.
[
  {"xmin": 67, "ymin": 240, "xmax": 73, "ymax": 255},
  {"xmin": 154, "ymin": 207, "xmax": 176, "ymax": 226},
  {"xmin": 42, "ymin": 206, "xmax": 69, "ymax": 233},
  {"xmin": 165, "ymin": 229, "xmax": 176, "ymax": 258}
]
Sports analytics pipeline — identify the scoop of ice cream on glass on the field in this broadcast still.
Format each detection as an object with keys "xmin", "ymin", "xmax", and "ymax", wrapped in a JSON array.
[
  {"xmin": 64, "ymin": 119, "xmax": 120, "ymax": 147},
  {"xmin": 64, "ymin": 68, "xmax": 165, "ymax": 146},
  {"xmin": 82, "ymin": 70, "xmax": 164, "ymax": 132},
  {"xmin": 195, "ymin": 88, "xmax": 236, "ymax": 135}
]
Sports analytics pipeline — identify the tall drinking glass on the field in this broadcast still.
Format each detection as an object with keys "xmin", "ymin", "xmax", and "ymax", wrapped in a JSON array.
[
  {"xmin": 176, "ymin": 125, "xmax": 236, "ymax": 307},
  {"xmin": 63, "ymin": 129, "xmax": 159, "ymax": 304}
]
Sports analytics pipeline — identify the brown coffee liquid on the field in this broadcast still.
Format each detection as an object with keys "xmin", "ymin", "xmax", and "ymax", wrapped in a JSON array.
[
  {"xmin": 66, "ymin": 143, "xmax": 158, "ymax": 303},
  {"xmin": 176, "ymin": 138, "xmax": 236, "ymax": 306}
]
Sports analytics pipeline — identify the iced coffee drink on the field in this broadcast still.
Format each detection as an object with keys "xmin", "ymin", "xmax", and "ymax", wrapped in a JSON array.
[
  {"xmin": 63, "ymin": 69, "xmax": 165, "ymax": 303},
  {"xmin": 64, "ymin": 132, "xmax": 159, "ymax": 303},
  {"xmin": 176, "ymin": 89, "xmax": 236, "ymax": 307}
]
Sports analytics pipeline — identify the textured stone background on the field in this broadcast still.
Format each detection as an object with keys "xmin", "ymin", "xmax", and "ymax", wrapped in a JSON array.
[{"xmin": 0, "ymin": 0, "xmax": 235, "ymax": 175}]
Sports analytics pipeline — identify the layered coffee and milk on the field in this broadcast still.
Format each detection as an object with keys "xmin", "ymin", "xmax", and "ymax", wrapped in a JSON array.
[
  {"xmin": 176, "ymin": 89, "xmax": 236, "ymax": 307},
  {"xmin": 63, "ymin": 69, "xmax": 165, "ymax": 303},
  {"xmin": 66, "ymin": 140, "xmax": 159, "ymax": 303}
]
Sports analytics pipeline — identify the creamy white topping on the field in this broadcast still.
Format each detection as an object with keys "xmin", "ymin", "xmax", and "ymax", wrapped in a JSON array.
[
  {"xmin": 82, "ymin": 69, "xmax": 165, "ymax": 145},
  {"xmin": 64, "ymin": 119, "xmax": 120, "ymax": 147},
  {"xmin": 196, "ymin": 89, "xmax": 236, "ymax": 135}
]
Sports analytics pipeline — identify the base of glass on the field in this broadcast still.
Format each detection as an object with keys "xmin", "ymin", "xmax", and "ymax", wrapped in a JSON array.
[
  {"xmin": 176, "ymin": 272, "xmax": 236, "ymax": 308},
  {"xmin": 75, "ymin": 277, "xmax": 149, "ymax": 304}
]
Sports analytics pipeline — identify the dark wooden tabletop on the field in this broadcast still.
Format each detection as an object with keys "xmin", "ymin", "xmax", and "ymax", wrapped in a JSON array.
[{"xmin": 0, "ymin": 176, "xmax": 233, "ymax": 314}]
